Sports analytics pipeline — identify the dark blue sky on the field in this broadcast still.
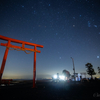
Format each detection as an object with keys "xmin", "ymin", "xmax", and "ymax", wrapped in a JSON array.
[{"xmin": 0, "ymin": 0, "xmax": 100, "ymax": 79}]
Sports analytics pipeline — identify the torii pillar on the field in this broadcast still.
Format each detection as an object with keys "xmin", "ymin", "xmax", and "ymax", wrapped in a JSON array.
[{"xmin": 0, "ymin": 35, "xmax": 43, "ymax": 88}]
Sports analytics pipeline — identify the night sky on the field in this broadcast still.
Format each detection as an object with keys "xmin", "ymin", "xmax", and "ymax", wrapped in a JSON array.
[{"xmin": 0, "ymin": 0, "xmax": 100, "ymax": 79}]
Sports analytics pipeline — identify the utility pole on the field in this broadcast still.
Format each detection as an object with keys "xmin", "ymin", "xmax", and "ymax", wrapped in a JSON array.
[{"xmin": 71, "ymin": 57, "xmax": 76, "ymax": 81}]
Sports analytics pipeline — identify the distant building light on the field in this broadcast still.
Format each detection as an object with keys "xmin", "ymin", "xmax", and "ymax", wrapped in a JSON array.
[
  {"xmin": 59, "ymin": 75, "xmax": 65, "ymax": 80},
  {"xmin": 53, "ymin": 75, "xmax": 57, "ymax": 79},
  {"xmin": 53, "ymin": 74, "xmax": 66, "ymax": 80}
]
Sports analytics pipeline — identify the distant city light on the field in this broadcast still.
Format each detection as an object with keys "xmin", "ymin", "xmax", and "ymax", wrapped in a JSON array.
[
  {"xmin": 53, "ymin": 75, "xmax": 57, "ymax": 79},
  {"xmin": 53, "ymin": 75, "xmax": 65, "ymax": 80},
  {"xmin": 59, "ymin": 75, "xmax": 65, "ymax": 80}
]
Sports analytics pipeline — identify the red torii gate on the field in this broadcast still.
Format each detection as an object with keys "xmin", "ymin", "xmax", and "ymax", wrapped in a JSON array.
[{"xmin": 0, "ymin": 35, "xmax": 43, "ymax": 87}]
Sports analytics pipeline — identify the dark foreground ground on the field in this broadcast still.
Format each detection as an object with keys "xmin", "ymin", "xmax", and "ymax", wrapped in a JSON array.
[{"xmin": 0, "ymin": 80, "xmax": 100, "ymax": 100}]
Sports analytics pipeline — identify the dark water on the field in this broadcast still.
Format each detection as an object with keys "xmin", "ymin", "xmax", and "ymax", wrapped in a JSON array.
[{"xmin": 0, "ymin": 80, "xmax": 100, "ymax": 100}]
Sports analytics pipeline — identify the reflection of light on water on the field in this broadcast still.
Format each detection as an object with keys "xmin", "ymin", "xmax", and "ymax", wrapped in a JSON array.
[
  {"xmin": 1, "ymin": 84, "xmax": 14, "ymax": 86},
  {"xmin": 1, "ymin": 84, "xmax": 6, "ymax": 86},
  {"xmin": 9, "ymin": 84, "xmax": 14, "ymax": 86},
  {"xmin": 12, "ymin": 81, "xmax": 20, "ymax": 83}
]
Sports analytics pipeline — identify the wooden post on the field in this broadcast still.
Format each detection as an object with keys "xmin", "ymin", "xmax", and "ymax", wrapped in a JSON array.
[
  {"xmin": 33, "ymin": 46, "xmax": 36, "ymax": 88},
  {"xmin": 0, "ymin": 41, "xmax": 10, "ymax": 80}
]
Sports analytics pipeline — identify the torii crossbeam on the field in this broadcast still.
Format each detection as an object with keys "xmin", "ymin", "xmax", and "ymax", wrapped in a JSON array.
[{"xmin": 0, "ymin": 35, "xmax": 43, "ymax": 87}]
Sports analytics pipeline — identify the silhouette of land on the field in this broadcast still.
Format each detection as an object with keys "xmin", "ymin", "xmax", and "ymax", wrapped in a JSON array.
[{"xmin": 0, "ymin": 79, "xmax": 100, "ymax": 100}]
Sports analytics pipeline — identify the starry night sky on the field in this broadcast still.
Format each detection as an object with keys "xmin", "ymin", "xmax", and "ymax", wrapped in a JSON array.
[{"xmin": 0, "ymin": 0, "xmax": 100, "ymax": 79}]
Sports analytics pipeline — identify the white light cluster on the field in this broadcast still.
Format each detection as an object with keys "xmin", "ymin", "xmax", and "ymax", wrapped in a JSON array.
[
  {"xmin": 53, "ymin": 75, "xmax": 65, "ymax": 80},
  {"xmin": 59, "ymin": 75, "xmax": 65, "ymax": 80},
  {"xmin": 53, "ymin": 75, "xmax": 57, "ymax": 79}
]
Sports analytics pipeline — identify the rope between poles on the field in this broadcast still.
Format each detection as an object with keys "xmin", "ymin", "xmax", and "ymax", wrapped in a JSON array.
[{"xmin": 6, "ymin": 46, "xmax": 33, "ymax": 54}]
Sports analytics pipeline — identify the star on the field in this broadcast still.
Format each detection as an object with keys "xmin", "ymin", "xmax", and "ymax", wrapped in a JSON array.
[
  {"xmin": 97, "ymin": 56, "xmax": 99, "ymax": 58},
  {"xmin": 73, "ymin": 25, "xmax": 75, "ymax": 27},
  {"xmin": 21, "ymin": 5, "xmax": 24, "ymax": 8},
  {"xmin": 59, "ymin": 57, "xmax": 61, "ymax": 59}
]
